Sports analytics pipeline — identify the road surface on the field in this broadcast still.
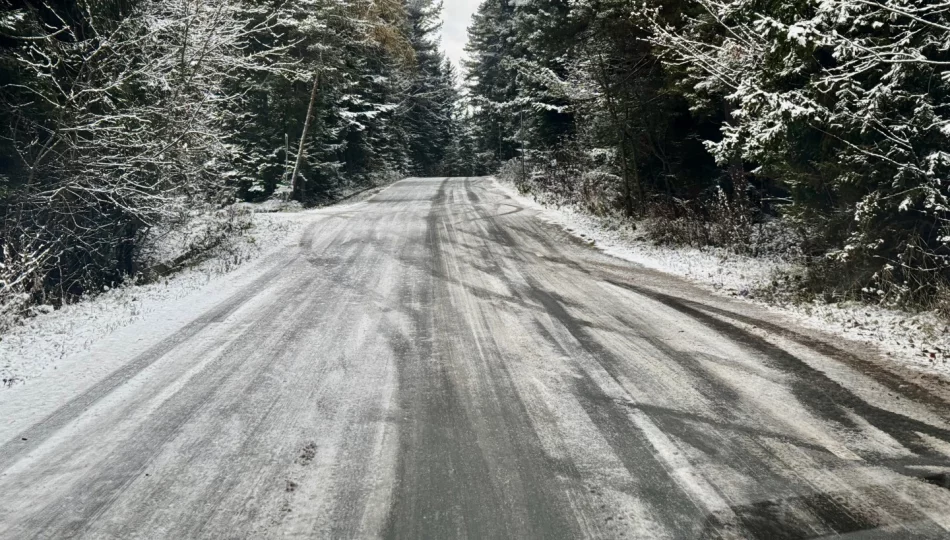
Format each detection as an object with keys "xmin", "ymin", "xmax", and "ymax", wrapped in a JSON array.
[{"xmin": 2, "ymin": 177, "xmax": 950, "ymax": 538}]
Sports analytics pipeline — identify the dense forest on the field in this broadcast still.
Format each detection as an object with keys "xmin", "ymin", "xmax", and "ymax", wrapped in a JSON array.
[
  {"xmin": 463, "ymin": 0, "xmax": 950, "ymax": 312},
  {"xmin": 0, "ymin": 0, "xmax": 467, "ymax": 321},
  {"xmin": 2, "ymin": 0, "xmax": 950, "ymax": 325}
]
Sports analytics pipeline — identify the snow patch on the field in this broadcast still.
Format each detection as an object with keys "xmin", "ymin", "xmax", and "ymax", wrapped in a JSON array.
[{"xmin": 0, "ymin": 209, "xmax": 308, "ymax": 389}]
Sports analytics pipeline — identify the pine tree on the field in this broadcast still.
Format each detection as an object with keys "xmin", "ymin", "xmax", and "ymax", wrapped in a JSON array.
[
  {"xmin": 464, "ymin": 0, "xmax": 520, "ymax": 169},
  {"xmin": 643, "ymin": 0, "xmax": 950, "ymax": 301},
  {"xmin": 400, "ymin": 0, "xmax": 454, "ymax": 175}
]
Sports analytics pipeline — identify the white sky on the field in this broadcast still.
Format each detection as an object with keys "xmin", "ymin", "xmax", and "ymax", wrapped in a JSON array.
[{"xmin": 439, "ymin": 0, "xmax": 482, "ymax": 73}]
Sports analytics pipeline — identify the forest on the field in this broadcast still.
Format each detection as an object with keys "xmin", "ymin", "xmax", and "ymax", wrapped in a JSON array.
[
  {"xmin": 0, "ymin": 0, "xmax": 466, "ymax": 324},
  {"xmin": 2, "ymin": 0, "xmax": 950, "ymax": 324},
  {"xmin": 463, "ymin": 0, "xmax": 950, "ymax": 314}
]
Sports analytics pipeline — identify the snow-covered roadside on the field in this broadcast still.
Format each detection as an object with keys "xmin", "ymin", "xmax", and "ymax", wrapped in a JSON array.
[
  {"xmin": 0, "ymin": 182, "xmax": 395, "ymax": 390},
  {"xmin": 493, "ymin": 178, "xmax": 950, "ymax": 379},
  {"xmin": 0, "ymin": 208, "xmax": 310, "ymax": 389}
]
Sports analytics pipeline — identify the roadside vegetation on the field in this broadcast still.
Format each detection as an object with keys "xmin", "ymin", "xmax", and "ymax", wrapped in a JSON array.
[
  {"xmin": 463, "ymin": 0, "xmax": 950, "ymax": 318},
  {"xmin": 0, "ymin": 0, "xmax": 466, "ymax": 330}
]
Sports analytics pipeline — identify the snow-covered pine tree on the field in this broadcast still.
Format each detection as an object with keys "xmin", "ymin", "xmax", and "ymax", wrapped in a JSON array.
[
  {"xmin": 464, "ymin": 0, "xmax": 521, "ymax": 170},
  {"xmin": 403, "ymin": 0, "xmax": 456, "ymax": 176},
  {"xmin": 643, "ymin": 0, "xmax": 950, "ymax": 303}
]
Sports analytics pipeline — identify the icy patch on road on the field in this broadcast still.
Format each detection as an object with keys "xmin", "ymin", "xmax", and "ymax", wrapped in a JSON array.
[
  {"xmin": 0, "ymin": 209, "xmax": 307, "ymax": 389},
  {"xmin": 493, "ymin": 178, "xmax": 950, "ymax": 379}
]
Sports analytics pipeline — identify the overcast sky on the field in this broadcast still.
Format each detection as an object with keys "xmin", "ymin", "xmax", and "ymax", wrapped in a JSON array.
[{"xmin": 439, "ymin": 0, "xmax": 481, "ymax": 73}]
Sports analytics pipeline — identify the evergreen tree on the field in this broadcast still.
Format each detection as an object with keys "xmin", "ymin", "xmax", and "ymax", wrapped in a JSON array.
[
  {"xmin": 403, "ymin": 0, "xmax": 456, "ymax": 176},
  {"xmin": 643, "ymin": 0, "xmax": 950, "ymax": 302},
  {"xmin": 463, "ymin": 0, "xmax": 520, "ymax": 169}
]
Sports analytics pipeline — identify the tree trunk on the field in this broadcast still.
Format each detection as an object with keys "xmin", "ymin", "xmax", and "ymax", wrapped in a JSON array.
[
  {"xmin": 722, "ymin": 99, "xmax": 748, "ymax": 210},
  {"xmin": 291, "ymin": 72, "xmax": 320, "ymax": 202},
  {"xmin": 622, "ymin": 124, "xmax": 645, "ymax": 216},
  {"xmin": 617, "ymin": 129, "xmax": 633, "ymax": 218},
  {"xmin": 596, "ymin": 54, "xmax": 643, "ymax": 218}
]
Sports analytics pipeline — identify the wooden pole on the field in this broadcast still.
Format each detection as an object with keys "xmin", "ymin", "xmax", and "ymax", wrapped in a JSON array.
[{"xmin": 291, "ymin": 71, "xmax": 320, "ymax": 202}]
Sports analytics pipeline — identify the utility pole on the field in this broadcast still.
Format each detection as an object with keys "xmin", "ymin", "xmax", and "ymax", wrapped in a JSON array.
[{"xmin": 291, "ymin": 54, "xmax": 322, "ymax": 202}]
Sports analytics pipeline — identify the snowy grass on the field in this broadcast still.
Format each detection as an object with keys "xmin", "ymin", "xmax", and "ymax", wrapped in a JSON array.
[
  {"xmin": 493, "ymin": 178, "xmax": 950, "ymax": 378},
  {"xmin": 0, "ymin": 206, "xmax": 308, "ymax": 389}
]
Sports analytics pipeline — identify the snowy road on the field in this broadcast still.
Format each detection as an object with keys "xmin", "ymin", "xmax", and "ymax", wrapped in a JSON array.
[{"xmin": 3, "ymin": 177, "xmax": 950, "ymax": 538}]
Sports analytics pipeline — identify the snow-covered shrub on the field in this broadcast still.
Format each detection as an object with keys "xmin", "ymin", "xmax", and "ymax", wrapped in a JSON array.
[
  {"xmin": 578, "ymin": 170, "xmax": 623, "ymax": 217},
  {"xmin": 137, "ymin": 204, "xmax": 254, "ymax": 281},
  {"xmin": 0, "ymin": 240, "xmax": 50, "ymax": 333},
  {"xmin": 499, "ymin": 140, "xmax": 629, "ymax": 217},
  {"xmin": 642, "ymin": 197, "xmax": 711, "ymax": 247},
  {"xmin": 642, "ymin": 187, "xmax": 763, "ymax": 253},
  {"xmin": 0, "ymin": 0, "xmax": 288, "ymax": 322}
]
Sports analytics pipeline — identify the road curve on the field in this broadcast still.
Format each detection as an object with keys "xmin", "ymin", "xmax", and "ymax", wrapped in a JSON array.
[{"xmin": 2, "ymin": 177, "xmax": 950, "ymax": 538}]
